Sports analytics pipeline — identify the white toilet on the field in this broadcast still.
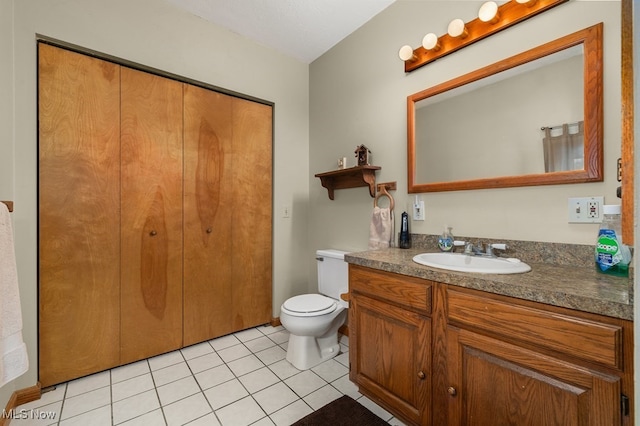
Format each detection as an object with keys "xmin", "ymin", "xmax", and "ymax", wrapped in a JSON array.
[{"xmin": 280, "ymin": 249, "xmax": 349, "ymax": 370}]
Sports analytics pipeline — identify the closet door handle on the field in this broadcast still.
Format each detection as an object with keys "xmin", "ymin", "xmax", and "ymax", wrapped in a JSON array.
[
  {"xmin": 206, "ymin": 227, "xmax": 213, "ymax": 234},
  {"xmin": 149, "ymin": 230, "xmax": 157, "ymax": 236},
  {"xmin": 417, "ymin": 371, "xmax": 426, "ymax": 380}
]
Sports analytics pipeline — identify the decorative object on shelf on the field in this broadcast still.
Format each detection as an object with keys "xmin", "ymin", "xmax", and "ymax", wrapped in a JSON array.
[
  {"xmin": 355, "ymin": 144, "xmax": 371, "ymax": 166},
  {"xmin": 398, "ymin": 0, "xmax": 568, "ymax": 73},
  {"xmin": 1, "ymin": 201, "xmax": 13, "ymax": 212},
  {"xmin": 315, "ymin": 165, "xmax": 380, "ymax": 200},
  {"xmin": 338, "ymin": 157, "xmax": 347, "ymax": 169}
]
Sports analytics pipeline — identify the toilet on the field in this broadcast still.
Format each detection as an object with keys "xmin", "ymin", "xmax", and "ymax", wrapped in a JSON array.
[{"xmin": 280, "ymin": 249, "xmax": 349, "ymax": 370}]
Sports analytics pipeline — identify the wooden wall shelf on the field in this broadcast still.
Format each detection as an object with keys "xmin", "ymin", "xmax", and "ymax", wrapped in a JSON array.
[{"xmin": 315, "ymin": 166, "xmax": 381, "ymax": 200}]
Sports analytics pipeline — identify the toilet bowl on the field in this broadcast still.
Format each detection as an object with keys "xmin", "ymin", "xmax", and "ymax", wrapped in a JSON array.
[{"xmin": 280, "ymin": 250, "xmax": 348, "ymax": 370}]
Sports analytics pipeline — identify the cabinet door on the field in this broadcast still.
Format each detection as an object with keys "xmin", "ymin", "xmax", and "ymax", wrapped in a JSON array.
[
  {"xmin": 230, "ymin": 98, "xmax": 272, "ymax": 330},
  {"xmin": 446, "ymin": 326, "xmax": 621, "ymax": 426},
  {"xmin": 38, "ymin": 43, "xmax": 121, "ymax": 387},
  {"xmin": 350, "ymin": 294, "xmax": 431, "ymax": 426},
  {"xmin": 183, "ymin": 85, "xmax": 234, "ymax": 345},
  {"xmin": 120, "ymin": 67, "xmax": 183, "ymax": 363}
]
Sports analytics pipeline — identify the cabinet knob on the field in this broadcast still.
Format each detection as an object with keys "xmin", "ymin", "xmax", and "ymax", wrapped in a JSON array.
[
  {"xmin": 149, "ymin": 230, "xmax": 157, "ymax": 236},
  {"xmin": 417, "ymin": 371, "xmax": 426, "ymax": 380},
  {"xmin": 206, "ymin": 227, "xmax": 213, "ymax": 234},
  {"xmin": 447, "ymin": 386, "xmax": 457, "ymax": 396}
]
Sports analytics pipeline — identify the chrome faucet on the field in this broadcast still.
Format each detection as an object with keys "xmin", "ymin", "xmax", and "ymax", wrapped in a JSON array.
[{"xmin": 464, "ymin": 242, "xmax": 508, "ymax": 257}]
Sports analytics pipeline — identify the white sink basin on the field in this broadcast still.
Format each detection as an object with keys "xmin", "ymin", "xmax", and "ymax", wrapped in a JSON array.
[{"xmin": 413, "ymin": 252, "xmax": 531, "ymax": 274}]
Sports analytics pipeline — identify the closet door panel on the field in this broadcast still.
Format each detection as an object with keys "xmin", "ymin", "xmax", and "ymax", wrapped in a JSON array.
[
  {"xmin": 231, "ymin": 99, "xmax": 273, "ymax": 329},
  {"xmin": 120, "ymin": 68, "xmax": 183, "ymax": 363},
  {"xmin": 183, "ymin": 85, "xmax": 234, "ymax": 345},
  {"xmin": 38, "ymin": 44, "xmax": 121, "ymax": 386}
]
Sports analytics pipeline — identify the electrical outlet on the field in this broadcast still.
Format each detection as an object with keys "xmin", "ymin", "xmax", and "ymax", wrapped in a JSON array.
[
  {"xmin": 568, "ymin": 196, "xmax": 603, "ymax": 223},
  {"xmin": 413, "ymin": 200, "xmax": 425, "ymax": 221}
]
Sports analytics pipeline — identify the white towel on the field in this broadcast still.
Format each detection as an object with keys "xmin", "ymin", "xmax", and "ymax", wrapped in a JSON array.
[
  {"xmin": 0, "ymin": 203, "xmax": 28, "ymax": 388},
  {"xmin": 368, "ymin": 207, "xmax": 394, "ymax": 249}
]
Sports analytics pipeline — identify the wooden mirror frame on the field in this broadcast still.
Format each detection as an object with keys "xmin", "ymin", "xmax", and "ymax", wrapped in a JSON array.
[{"xmin": 408, "ymin": 23, "xmax": 603, "ymax": 193}]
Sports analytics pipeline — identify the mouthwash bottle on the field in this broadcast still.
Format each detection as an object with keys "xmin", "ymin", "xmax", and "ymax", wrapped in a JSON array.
[
  {"xmin": 595, "ymin": 205, "xmax": 631, "ymax": 277},
  {"xmin": 438, "ymin": 226, "xmax": 454, "ymax": 252}
]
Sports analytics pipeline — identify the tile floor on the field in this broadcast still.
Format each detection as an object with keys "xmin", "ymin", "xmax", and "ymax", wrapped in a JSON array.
[{"xmin": 11, "ymin": 325, "xmax": 405, "ymax": 426}]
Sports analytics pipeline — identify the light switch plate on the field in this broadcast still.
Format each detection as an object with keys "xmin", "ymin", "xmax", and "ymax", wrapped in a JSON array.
[
  {"xmin": 413, "ymin": 200, "xmax": 425, "ymax": 221},
  {"xmin": 568, "ymin": 196, "xmax": 603, "ymax": 223}
]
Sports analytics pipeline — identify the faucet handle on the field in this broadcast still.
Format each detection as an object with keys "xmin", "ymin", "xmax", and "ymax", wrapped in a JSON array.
[{"xmin": 486, "ymin": 243, "xmax": 508, "ymax": 256}]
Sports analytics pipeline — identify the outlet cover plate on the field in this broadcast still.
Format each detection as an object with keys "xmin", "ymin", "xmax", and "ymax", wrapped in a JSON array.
[{"xmin": 568, "ymin": 196, "xmax": 603, "ymax": 223}]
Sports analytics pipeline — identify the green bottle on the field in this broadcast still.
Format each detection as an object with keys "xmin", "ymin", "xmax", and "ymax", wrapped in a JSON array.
[{"xmin": 595, "ymin": 205, "xmax": 631, "ymax": 277}]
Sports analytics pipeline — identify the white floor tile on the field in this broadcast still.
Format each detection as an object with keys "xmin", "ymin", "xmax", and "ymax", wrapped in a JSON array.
[
  {"xmin": 112, "ymin": 389, "xmax": 160, "ymax": 425},
  {"xmin": 267, "ymin": 359, "xmax": 300, "ymax": 381},
  {"xmin": 194, "ymin": 364, "xmax": 234, "ymax": 390},
  {"xmin": 203, "ymin": 379, "xmax": 249, "ymax": 410},
  {"xmin": 357, "ymin": 395, "xmax": 394, "ymax": 422},
  {"xmin": 163, "ymin": 393, "xmax": 212, "ymax": 426},
  {"xmin": 284, "ymin": 370, "xmax": 327, "ymax": 398},
  {"xmin": 257, "ymin": 325, "xmax": 284, "ymax": 336},
  {"xmin": 216, "ymin": 344, "xmax": 251, "ymax": 363},
  {"xmin": 226, "ymin": 354, "xmax": 263, "ymax": 377},
  {"xmin": 266, "ymin": 331, "xmax": 289, "ymax": 345},
  {"xmin": 252, "ymin": 382, "xmax": 299, "ymax": 415},
  {"xmin": 148, "ymin": 351, "xmax": 184, "ymax": 371},
  {"xmin": 303, "ymin": 384, "xmax": 342, "ymax": 410},
  {"xmin": 268, "ymin": 399, "xmax": 313, "ymax": 426},
  {"xmin": 112, "ymin": 373, "xmax": 155, "ymax": 402},
  {"xmin": 8, "ymin": 400, "xmax": 62, "ymax": 426},
  {"xmin": 331, "ymin": 374, "xmax": 361, "ymax": 399},
  {"xmin": 152, "ymin": 362, "xmax": 191, "ymax": 387},
  {"xmin": 186, "ymin": 352, "xmax": 224, "ymax": 374},
  {"xmin": 311, "ymin": 359, "xmax": 349, "ymax": 382},
  {"xmin": 112, "ymin": 361, "xmax": 150, "ymax": 384},
  {"xmin": 184, "ymin": 413, "xmax": 221, "ymax": 426},
  {"xmin": 238, "ymin": 367, "xmax": 280, "ymax": 394},
  {"xmin": 208, "ymin": 334, "xmax": 241, "ymax": 351},
  {"xmin": 60, "ymin": 386, "xmax": 111, "ymax": 420},
  {"xmin": 157, "ymin": 376, "xmax": 201, "ymax": 406},
  {"xmin": 243, "ymin": 336, "xmax": 276, "ymax": 353},
  {"xmin": 59, "ymin": 404, "xmax": 111, "ymax": 426},
  {"xmin": 254, "ymin": 345, "xmax": 286, "ymax": 366},
  {"xmin": 180, "ymin": 342, "xmax": 214, "ymax": 360},
  {"xmin": 234, "ymin": 328, "xmax": 264, "ymax": 342},
  {"xmin": 119, "ymin": 409, "xmax": 166, "ymax": 426},
  {"xmin": 214, "ymin": 396, "xmax": 266, "ymax": 426},
  {"xmin": 65, "ymin": 371, "xmax": 110, "ymax": 398},
  {"xmin": 334, "ymin": 351, "xmax": 349, "ymax": 367}
]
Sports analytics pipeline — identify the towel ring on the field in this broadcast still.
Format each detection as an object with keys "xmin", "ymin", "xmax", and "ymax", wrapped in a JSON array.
[{"xmin": 374, "ymin": 186, "xmax": 395, "ymax": 212}]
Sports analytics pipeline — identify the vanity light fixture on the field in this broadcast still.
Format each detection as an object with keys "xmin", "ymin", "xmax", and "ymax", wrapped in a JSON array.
[
  {"xmin": 398, "ymin": 45, "xmax": 416, "ymax": 61},
  {"xmin": 422, "ymin": 33, "xmax": 441, "ymax": 51},
  {"xmin": 447, "ymin": 18, "xmax": 468, "ymax": 39},
  {"xmin": 478, "ymin": 1, "xmax": 500, "ymax": 24},
  {"xmin": 398, "ymin": 0, "xmax": 568, "ymax": 73}
]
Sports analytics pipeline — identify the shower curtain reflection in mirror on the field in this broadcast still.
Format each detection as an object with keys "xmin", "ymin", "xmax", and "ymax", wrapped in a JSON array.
[{"xmin": 542, "ymin": 121, "xmax": 584, "ymax": 172}]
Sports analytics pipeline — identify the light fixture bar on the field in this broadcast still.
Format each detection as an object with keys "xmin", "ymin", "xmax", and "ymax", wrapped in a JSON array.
[{"xmin": 403, "ymin": 0, "xmax": 568, "ymax": 73}]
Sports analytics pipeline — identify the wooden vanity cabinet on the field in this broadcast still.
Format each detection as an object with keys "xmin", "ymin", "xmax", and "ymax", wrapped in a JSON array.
[
  {"xmin": 348, "ymin": 265, "xmax": 634, "ymax": 426},
  {"xmin": 349, "ymin": 265, "xmax": 433, "ymax": 426}
]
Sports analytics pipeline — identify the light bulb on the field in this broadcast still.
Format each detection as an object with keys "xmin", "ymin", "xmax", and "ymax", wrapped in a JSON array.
[
  {"xmin": 398, "ymin": 45, "xmax": 415, "ymax": 61},
  {"xmin": 478, "ymin": 1, "xmax": 499, "ymax": 24},
  {"xmin": 447, "ymin": 19, "xmax": 468, "ymax": 39},
  {"xmin": 422, "ymin": 33, "xmax": 441, "ymax": 51}
]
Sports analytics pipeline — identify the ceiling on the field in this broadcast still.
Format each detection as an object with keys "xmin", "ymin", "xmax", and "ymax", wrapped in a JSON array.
[{"xmin": 164, "ymin": 0, "xmax": 396, "ymax": 63}]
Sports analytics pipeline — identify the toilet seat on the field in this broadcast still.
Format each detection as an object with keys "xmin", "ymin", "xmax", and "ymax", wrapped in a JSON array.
[{"xmin": 282, "ymin": 294, "xmax": 337, "ymax": 317}]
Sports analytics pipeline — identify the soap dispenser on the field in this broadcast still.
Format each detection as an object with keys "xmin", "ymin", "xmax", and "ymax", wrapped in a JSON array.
[
  {"xmin": 438, "ymin": 226, "xmax": 454, "ymax": 252},
  {"xmin": 399, "ymin": 212, "xmax": 411, "ymax": 249}
]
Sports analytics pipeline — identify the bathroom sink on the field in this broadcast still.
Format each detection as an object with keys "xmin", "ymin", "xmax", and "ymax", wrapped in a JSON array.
[{"xmin": 412, "ymin": 252, "xmax": 531, "ymax": 274}]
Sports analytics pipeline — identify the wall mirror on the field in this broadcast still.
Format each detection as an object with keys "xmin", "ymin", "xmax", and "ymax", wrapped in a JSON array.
[{"xmin": 408, "ymin": 23, "xmax": 603, "ymax": 193}]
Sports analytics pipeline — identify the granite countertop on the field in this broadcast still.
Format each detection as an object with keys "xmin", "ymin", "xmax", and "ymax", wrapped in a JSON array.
[{"xmin": 345, "ymin": 247, "xmax": 633, "ymax": 321}]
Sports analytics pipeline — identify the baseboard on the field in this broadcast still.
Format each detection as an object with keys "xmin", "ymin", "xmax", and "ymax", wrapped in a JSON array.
[{"xmin": 0, "ymin": 383, "xmax": 42, "ymax": 426}]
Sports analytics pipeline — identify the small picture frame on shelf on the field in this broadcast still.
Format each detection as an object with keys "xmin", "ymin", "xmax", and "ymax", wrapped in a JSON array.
[{"xmin": 355, "ymin": 144, "xmax": 371, "ymax": 166}]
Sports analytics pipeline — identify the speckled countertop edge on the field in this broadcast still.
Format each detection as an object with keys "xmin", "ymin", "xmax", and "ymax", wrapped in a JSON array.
[{"xmin": 345, "ymin": 248, "xmax": 633, "ymax": 321}]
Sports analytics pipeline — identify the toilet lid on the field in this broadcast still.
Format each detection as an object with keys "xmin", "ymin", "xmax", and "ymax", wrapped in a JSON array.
[{"xmin": 282, "ymin": 294, "xmax": 337, "ymax": 316}]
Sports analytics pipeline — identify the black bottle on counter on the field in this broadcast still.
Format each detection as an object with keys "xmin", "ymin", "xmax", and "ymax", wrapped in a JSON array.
[{"xmin": 399, "ymin": 211, "xmax": 411, "ymax": 249}]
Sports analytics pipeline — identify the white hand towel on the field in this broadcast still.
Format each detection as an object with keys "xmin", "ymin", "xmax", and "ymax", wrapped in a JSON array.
[
  {"xmin": 368, "ymin": 206, "xmax": 394, "ymax": 249},
  {"xmin": 0, "ymin": 203, "xmax": 28, "ymax": 388}
]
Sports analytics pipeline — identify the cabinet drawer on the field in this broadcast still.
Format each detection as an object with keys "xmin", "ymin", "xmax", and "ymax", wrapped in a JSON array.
[
  {"xmin": 349, "ymin": 265, "xmax": 432, "ymax": 314},
  {"xmin": 446, "ymin": 288, "xmax": 623, "ymax": 369}
]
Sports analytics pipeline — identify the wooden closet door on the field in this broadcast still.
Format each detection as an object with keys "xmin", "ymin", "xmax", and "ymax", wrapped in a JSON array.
[
  {"xmin": 120, "ymin": 67, "xmax": 183, "ymax": 363},
  {"xmin": 231, "ymin": 98, "xmax": 273, "ymax": 329},
  {"xmin": 183, "ymin": 85, "xmax": 234, "ymax": 345},
  {"xmin": 38, "ymin": 43, "xmax": 121, "ymax": 387}
]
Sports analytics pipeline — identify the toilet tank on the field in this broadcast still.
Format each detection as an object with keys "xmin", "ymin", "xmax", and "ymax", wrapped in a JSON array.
[{"xmin": 316, "ymin": 249, "xmax": 349, "ymax": 300}]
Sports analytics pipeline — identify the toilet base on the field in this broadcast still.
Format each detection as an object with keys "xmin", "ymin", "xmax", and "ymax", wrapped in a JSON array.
[{"xmin": 285, "ymin": 309, "xmax": 347, "ymax": 370}]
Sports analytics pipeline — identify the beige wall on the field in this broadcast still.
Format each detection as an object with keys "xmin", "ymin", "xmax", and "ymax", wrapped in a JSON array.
[
  {"xmin": 0, "ymin": 0, "xmax": 309, "ymax": 402},
  {"xmin": 309, "ymin": 1, "xmax": 620, "ymax": 269}
]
